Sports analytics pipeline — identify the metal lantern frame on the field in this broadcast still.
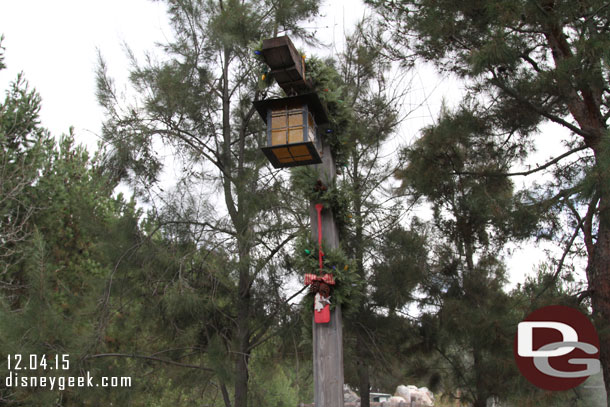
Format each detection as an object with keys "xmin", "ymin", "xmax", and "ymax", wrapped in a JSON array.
[{"xmin": 254, "ymin": 92, "xmax": 329, "ymax": 168}]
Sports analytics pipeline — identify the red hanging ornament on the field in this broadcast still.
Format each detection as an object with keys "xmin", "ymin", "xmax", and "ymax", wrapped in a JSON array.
[{"xmin": 303, "ymin": 203, "xmax": 335, "ymax": 324}]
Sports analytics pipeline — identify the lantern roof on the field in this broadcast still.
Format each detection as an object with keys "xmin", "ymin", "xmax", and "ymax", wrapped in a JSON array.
[
  {"xmin": 261, "ymin": 36, "xmax": 312, "ymax": 94},
  {"xmin": 253, "ymin": 93, "xmax": 329, "ymax": 125}
]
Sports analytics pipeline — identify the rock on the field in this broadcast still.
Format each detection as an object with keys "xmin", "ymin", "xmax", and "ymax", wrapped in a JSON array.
[
  {"xmin": 384, "ymin": 396, "xmax": 407, "ymax": 406},
  {"xmin": 394, "ymin": 385, "xmax": 413, "ymax": 403},
  {"xmin": 419, "ymin": 387, "xmax": 434, "ymax": 401},
  {"xmin": 394, "ymin": 384, "xmax": 434, "ymax": 407},
  {"xmin": 344, "ymin": 386, "xmax": 360, "ymax": 403},
  {"xmin": 417, "ymin": 387, "xmax": 434, "ymax": 406}
]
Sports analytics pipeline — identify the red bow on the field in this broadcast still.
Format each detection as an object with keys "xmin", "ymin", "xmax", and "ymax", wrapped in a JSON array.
[{"xmin": 304, "ymin": 273, "xmax": 335, "ymax": 286}]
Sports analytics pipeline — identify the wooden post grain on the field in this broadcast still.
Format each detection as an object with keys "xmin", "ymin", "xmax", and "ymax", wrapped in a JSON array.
[{"xmin": 310, "ymin": 140, "xmax": 344, "ymax": 407}]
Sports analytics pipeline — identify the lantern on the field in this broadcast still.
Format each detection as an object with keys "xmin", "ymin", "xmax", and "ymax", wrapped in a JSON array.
[{"xmin": 254, "ymin": 93, "xmax": 328, "ymax": 168}]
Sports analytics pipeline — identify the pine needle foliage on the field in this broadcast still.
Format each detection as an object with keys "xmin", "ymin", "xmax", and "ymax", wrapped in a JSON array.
[{"xmin": 368, "ymin": 0, "xmax": 610, "ymax": 395}]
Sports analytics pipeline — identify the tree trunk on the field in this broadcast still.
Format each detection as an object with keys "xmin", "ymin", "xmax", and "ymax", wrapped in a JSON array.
[
  {"xmin": 221, "ymin": 383, "xmax": 232, "ymax": 407},
  {"xmin": 219, "ymin": 42, "xmax": 251, "ymax": 407},
  {"xmin": 234, "ymin": 306, "xmax": 250, "ymax": 407},
  {"xmin": 357, "ymin": 334, "xmax": 371, "ymax": 407},
  {"xmin": 234, "ymin": 254, "xmax": 251, "ymax": 407},
  {"xmin": 472, "ymin": 398, "xmax": 487, "ymax": 407},
  {"xmin": 352, "ymin": 148, "xmax": 371, "ymax": 407},
  {"xmin": 544, "ymin": 19, "xmax": 610, "ymax": 399},
  {"xmin": 587, "ymin": 173, "xmax": 610, "ymax": 406},
  {"xmin": 472, "ymin": 344, "xmax": 487, "ymax": 407}
]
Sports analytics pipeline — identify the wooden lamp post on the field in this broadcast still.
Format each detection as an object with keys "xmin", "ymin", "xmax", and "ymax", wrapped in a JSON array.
[{"xmin": 253, "ymin": 35, "xmax": 345, "ymax": 407}]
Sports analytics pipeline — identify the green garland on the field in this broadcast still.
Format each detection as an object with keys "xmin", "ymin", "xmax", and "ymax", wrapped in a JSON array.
[
  {"xmin": 292, "ymin": 234, "xmax": 363, "ymax": 313},
  {"xmin": 250, "ymin": 40, "xmax": 275, "ymax": 88},
  {"xmin": 290, "ymin": 166, "xmax": 352, "ymax": 234},
  {"xmin": 303, "ymin": 57, "xmax": 354, "ymax": 161}
]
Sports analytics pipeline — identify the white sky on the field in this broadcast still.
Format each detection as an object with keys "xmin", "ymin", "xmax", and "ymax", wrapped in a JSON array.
[
  {"xmin": 0, "ymin": 0, "xmax": 582, "ymax": 289},
  {"xmin": 0, "ymin": 0, "xmax": 369, "ymax": 145},
  {"xmin": 0, "ymin": 0, "xmax": 171, "ymax": 150}
]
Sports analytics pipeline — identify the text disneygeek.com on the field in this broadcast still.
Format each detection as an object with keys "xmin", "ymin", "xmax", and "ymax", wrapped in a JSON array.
[{"xmin": 5, "ymin": 371, "xmax": 132, "ymax": 391}]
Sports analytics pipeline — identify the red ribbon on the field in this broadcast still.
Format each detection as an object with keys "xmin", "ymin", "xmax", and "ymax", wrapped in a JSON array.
[
  {"xmin": 304, "ymin": 273, "xmax": 335, "ymax": 286},
  {"xmin": 315, "ymin": 203, "xmax": 324, "ymax": 271},
  {"xmin": 307, "ymin": 204, "xmax": 335, "ymax": 289}
]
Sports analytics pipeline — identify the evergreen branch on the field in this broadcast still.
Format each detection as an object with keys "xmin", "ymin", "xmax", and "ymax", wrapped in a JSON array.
[
  {"xmin": 584, "ymin": 3, "xmax": 610, "ymax": 22},
  {"xmin": 583, "ymin": 193, "xmax": 599, "ymax": 256},
  {"xmin": 149, "ymin": 347, "xmax": 202, "ymax": 356},
  {"xmin": 246, "ymin": 287, "xmax": 307, "ymax": 352},
  {"xmin": 534, "ymin": 214, "xmax": 584, "ymax": 301},
  {"xmin": 452, "ymin": 145, "xmax": 587, "ymax": 177},
  {"xmin": 237, "ymin": 103, "xmax": 258, "ymax": 176},
  {"xmin": 284, "ymin": 284, "xmax": 308, "ymax": 305},
  {"xmin": 85, "ymin": 353, "xmax": 214, "ymax": 372},
  {"xmin": 362, "ymin": 166, "xmax": 400, "ymax": 204},
  {"xmin": 353, "ymin": 320, "xmax": 393, "ymax": 368},
  {"xmin": 152, "ymin": 220, "xmax": 235, "ymax": 238},
  {"xmin": 84, "ymin": 240, "xmax": 144, "ymax": 360},
  {"xmin": 247, "ymin": 282, "xmax": 312, "ymax": 354},
  {"xmin": 153, "ymin": 126, "xmax": 230, "ymax": 181},
  {"xmin": 489, "ymin": 73, "xmax": 593, "ymax": 139},
  {"xmin": 246, "ymin": 322, "xmax": 283, "ymax": 353},
  {"xmin": 433, "ymin": 345, "xmax": 477, "ymax": 402},
  {"xmin": 541, "ymin": 183, "xmax": 586, "ymax": 208},
  {"xmin": 530, "ymin": 0, "xmax": 550, "ymax": 17},
  {"xmin": 520, "ymin": 53, "xmax": 543, "ymax": 73},
  {"xmin": 249, "ymin": 232, "xmax": 298, "ymax": 291}
]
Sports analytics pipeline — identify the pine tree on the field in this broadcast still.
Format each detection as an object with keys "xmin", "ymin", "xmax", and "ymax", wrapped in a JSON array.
[
  {"xmin": 369, "ymin": 0, "xmax": 610, "ymax": 399},
  {"xmin": 396, "ymin": 104, "xmax": 522, "ymax": 407},
  {"xmin": 0, "ymin": 40, "xmax": 54, "ymax": 271},
  {"xmin": 0, "ymin": 102, "xmax": 140, "ymax": 404},
  {"xmin": 334, "ymin": 20, "xmax": 417, "ymax": 406},
  {"xmin": 96, "ymin": 1, "xmax": 322, "ymax": 406}
]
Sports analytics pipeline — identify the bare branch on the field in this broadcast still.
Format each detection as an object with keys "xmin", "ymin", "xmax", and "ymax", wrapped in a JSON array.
[
  {"xmin": 85, "ymin": 353, "xmax": 214, "ymax": 372},
  {"xmin": 453, "ymin": 145, "xmax": 587, "ymax": 177}
]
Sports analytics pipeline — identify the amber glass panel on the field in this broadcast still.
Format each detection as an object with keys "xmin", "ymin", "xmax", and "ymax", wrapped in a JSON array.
[
  {"xmin": 273, "ymin": 147, "xmax": 291, "ymax": 159},
  {"xmin": 288, "ymin": 128, "xmax": 304, "ymax": 144},
  {"xmin": 293, "ymin": 150, "xmax": 311, "ymax": 162},
  {"xmin": 271, "ymin": 115, "xmax": 287, "ymax": 130},
  {"xmin": 263, "ymin": 102, "xmax": 320, "ymax": 165},
  {"xmin": 271, "ymin": 130, "xmax": 287, "ymax": 146},
  {"xmin": 288, "ymin": 111, "xmax": 303, "ymax": 127},
  {"xmin": 289, "ymin": 145, "xmax": 310, "ymax": 158},
  {"xmin": 295, "ymin": 155, "xmax": 312, "ymax": 161},
  {"xmin": 269, "ymin": 105, "xmax": 311, "ymax": 147}
]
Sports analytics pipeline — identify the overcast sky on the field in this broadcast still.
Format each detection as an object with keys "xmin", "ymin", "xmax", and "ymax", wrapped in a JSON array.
[
  {"xmin": 0, "ymin": 1, "xmax": 373, "ymax": 147},
  {"xmin": 0, "ymin": 0, "xmax": 578, "ymax": 288},
  {"xmin": 0, "ymin": 1, "xmax": 172, "ymax": 150}
]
